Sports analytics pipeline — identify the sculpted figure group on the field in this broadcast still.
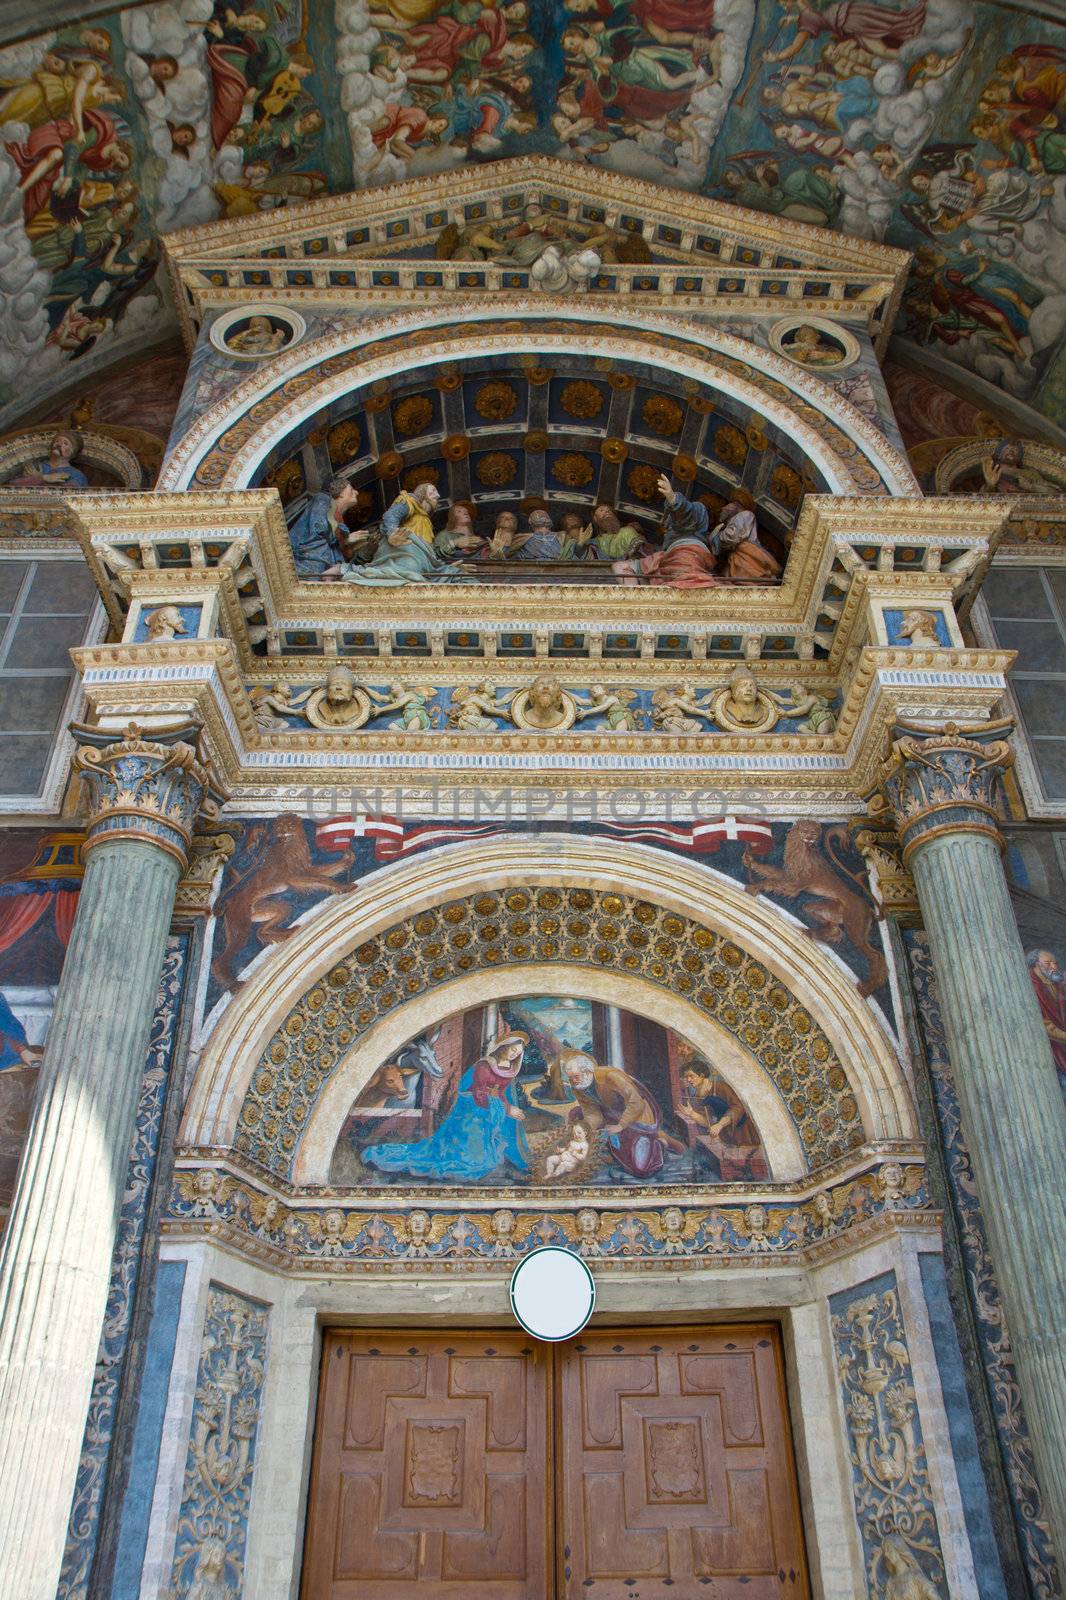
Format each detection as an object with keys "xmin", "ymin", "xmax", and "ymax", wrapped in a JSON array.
[
  {"xmin": 251, "ymin": 664, "xmax": 836, "ymax": 738},
  {"xmin": 287, "ymin": 474, "xmax": 782, "ymax": 589}
]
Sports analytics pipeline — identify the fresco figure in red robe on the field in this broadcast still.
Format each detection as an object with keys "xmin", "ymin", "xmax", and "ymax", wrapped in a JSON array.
[{"xmin": 1027, "ymin": 949, "xmax": 1066, "ymax": 1087}]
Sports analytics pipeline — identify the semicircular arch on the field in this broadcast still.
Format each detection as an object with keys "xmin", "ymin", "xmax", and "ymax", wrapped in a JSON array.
[
  {"xmin": 183, "ymin": 837, "xmax": 914, "ymax": 1183},
  {"xmin": 158, "ymin": 304, "xmax": 918, "ymax": 497}
]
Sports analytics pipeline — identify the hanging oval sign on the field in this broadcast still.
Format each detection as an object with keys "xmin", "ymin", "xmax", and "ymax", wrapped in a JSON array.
[{"xmin": 509, "ymin": 1246, "xmax": 596, "ymax": 1342}]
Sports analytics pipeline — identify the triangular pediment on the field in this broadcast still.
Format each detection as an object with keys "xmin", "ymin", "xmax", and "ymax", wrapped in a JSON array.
[{"xmin": 164, "ymin": 156, "xmax": 909, "ymax": 347}]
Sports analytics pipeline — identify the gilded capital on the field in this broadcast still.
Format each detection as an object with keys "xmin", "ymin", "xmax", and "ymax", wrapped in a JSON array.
[
  {"xmin": 866, "ymin": 718, "xmax": 1014, "ymax": 866},
  {"xmin": 72, "ymin": 720, "xmax": 227, "ymax": 869}
]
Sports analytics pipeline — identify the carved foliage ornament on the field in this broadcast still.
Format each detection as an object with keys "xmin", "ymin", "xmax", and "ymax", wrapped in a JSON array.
[
  {"xmin": 559, "ymin": 380, "xmax": 605, "ymax": 420},
  {"xmin": 831, "ymin": 1273, "xmax": 948, "ymax": 1599},
  {"xmin": 72, "ymin": 721, "xmax": 224, "ymax": 867},
  {"xmin": 167, "ymin": 1159, "xmax": 930, "ymax": 1271},
  {"xmin": 473, "ymin": 381, "xmax": 519, "ymax": 422},
  {"xmin": 475, "ymin": 451, "xmax": 518, "ymax": 487},
  {"xmin": 168, "ymin": 1286, "xmax": 269, "ymax": 1600},
  {"xmin": 868, "ymin": 719, "xmax": 1014, "ymax": 863}
]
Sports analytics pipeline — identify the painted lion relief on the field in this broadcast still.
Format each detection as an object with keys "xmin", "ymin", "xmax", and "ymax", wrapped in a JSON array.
[{"xmin": 329, "ymin": 995, "xmax": 769, "ymax": 1189}]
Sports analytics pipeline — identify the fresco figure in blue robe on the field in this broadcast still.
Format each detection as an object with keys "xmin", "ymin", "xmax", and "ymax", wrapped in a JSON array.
[
  {"xmin": 287, "ymin": 477, "xmax": 361, "ymax": 576},
  {"xmin": 0, "ymin": 992, "xmax": 41, "ymax": 1071},
  {"xmin": 362, "ymin": 1031, "xmax": 531, "ymax": 1180}
]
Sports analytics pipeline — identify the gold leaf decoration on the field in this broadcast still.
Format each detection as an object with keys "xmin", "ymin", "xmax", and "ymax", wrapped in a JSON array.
[
  {"xmin": 404, "ymin": 463, "xmax": 440, "ymax": 491},
  {"xmin": 713, "ymin": 424, "xmax": 748, "ymax": 468},
  {"xmin": 442, "ymin": 435, "xmax": 470, "ymax": 461},
  {"xmin": 672, "ymin": 454, "xmax": 698, "ymax": 483},
  {"xmin": 327, "ymin": 420, "xmax": 362, "ymax": 465},
  {"xmin": 770, "ymin": 464, "xmax": 802, "ymax": 508},
  {"xmin": 627, "ymin": 464, "xmax": 659, "ymax": 502},
  {"xmin": 474, "ymin": 381, "xmax": 519, "ymax": 422},
  {"xmin": 393, "ymin": 394, "xmax": 434, "ymax": 437},
  {"xmin": 267, "ymin": 460, "xmax": 304, "ymax": 503},
  {"xmin": 475, "ymin": 451, "xmax": 518, "ymax": 488},
  {"xmin": 641, "ymin": 394, "xmax": 684, "ymax": 436},
  {"xmin": 552, "ymin": 452, "xmax": 595, "ymax": 489},
  {"xmin": 559, "ymin": 380, "xmax": 605, "ymax": 420},
  {"xmin": 524, "ymin": 430, "xmax": 549, "ymax": 453},
  {"xmin": 600, "ymin": 437, "xmax": 628, "ymax": 464}
]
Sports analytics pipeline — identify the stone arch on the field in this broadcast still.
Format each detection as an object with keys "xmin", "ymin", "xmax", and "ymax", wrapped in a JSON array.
[
  {"xmin": 183, "ymin": 837, "xmax": 913, "ymax": 1181},
  {"xmin": 158, "ymin": 304, "xmax": 918, "ymax": 497}
]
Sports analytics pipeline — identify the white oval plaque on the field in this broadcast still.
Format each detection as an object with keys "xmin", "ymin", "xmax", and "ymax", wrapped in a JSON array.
[{"xmin": 509, "ymin": 1246, "xmax": 596, "ymax": 1342}]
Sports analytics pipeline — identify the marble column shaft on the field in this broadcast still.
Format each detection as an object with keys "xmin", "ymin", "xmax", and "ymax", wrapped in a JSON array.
[
  {"xmin": 874, "ymin": 720, "xmax": 1066, "ymax": 1559},
  {"xmin": 0, "ymin": 723, "xmax": 219, "ymax": 1600}
]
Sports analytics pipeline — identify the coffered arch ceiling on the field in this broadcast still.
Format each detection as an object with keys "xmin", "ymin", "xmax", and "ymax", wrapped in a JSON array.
[
  {"xmin": 257, "ymin": 348, "xmax": 831, "ymax": 556},
  {"xmin": 1, "ymin": 1, "xmax": 1065, "ymax": 435}
]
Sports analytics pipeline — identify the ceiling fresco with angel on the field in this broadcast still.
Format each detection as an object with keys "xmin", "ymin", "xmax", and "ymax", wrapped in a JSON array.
[{"xmin": 1, "ymin": 0, "xmax": 1066, "ymax": 430}]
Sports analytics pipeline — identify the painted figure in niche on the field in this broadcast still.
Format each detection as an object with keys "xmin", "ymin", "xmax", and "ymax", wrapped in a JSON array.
[
  {"xmin": 778, "ymin": 323, "xmax": 847, "ymax": 368},
  {"xmin": 613, "ymin": 474, "xmax": 719, "ymax": 588},
  {"xmin": 556, "ymin": 1048, "xmax": 682, "ymax": 1180},
  {"xmin": 711, "ymin": 504, "xmax": 782, "ymax": 582},
  {"xmin": 7, "ymin": 430, "xmax": 89, "ymax": 491},
  {"xmin": 288, "ymin": 477, "xmax": 365, "ymax": 578},
  {"xmin": 326, "ymin": 483, "xmax": 466, "ymax": 586},
  {"xmin": 744, "ymin": 820, "xmax": 888, "ymax": 997},
  {"xmin": 362, "ymin": 1031, "xmax": 531, "ymax": 1182},
  {"xmin": 225, "ymin": 314, "xmax": 288, "ymax": 356},
  {"xmin": 1026, "ymin": 949, "xmax": 1066, "ymax": 1086},
  {"xmin": 979, "ymin": 439, "xmax": 1066, "ymax": 495}
]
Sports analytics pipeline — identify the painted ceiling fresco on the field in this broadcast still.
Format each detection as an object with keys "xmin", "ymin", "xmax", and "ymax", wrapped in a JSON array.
[{"xmin": 1, "ymin": 0, "xmax": 1065, "ymax": 430}]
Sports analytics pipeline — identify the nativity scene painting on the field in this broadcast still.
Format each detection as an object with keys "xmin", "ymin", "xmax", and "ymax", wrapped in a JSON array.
[{"xmin": 329, "ymin": 994, "xmax": 770, "ymax": 1188}]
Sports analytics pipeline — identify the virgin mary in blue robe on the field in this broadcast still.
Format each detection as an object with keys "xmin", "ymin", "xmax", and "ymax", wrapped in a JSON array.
[{"xmin": 363, "ymin": 1032, "xmax": 530, "ymax": 1182}]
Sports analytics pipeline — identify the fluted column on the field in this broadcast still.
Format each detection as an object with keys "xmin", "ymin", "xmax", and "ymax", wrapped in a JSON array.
[
  {"xmin": 0, "ymin": 722, "xmax": 223, "ymax": 1600},
  {"xmin": 870, "ymin": 718, "xmax": 1066, "ymax": 1556}
]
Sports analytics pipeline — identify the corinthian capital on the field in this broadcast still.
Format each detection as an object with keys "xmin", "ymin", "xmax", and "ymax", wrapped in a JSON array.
[
  {"xmin": 866, "ymin": 718, "xmax": 1014, "ymax": 865},
  {"xmin": 72, "ymin": 720, "xmax": 227, "ymax": 869}
]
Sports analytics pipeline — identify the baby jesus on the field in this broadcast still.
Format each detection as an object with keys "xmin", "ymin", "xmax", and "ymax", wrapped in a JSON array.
[{"xmin": 544, "ymin": 1121, "xmax": 590, "ymax": 1179}]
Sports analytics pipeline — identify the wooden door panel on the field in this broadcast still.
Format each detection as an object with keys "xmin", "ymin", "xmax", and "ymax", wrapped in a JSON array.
[
  {"xmin": 558, "ymin": 1327, "xmax": 810, "ymax": 1600},
  {"xmin": 303, "ymin": 1331, "xmax": 550, "ymax": 1599}
]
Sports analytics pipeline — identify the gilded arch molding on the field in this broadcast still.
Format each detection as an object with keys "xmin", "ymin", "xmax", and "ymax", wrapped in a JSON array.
[
  {"xmin": 184, "ymin": 838, "xmax": 913, "ymax": 1179},
  {"xmin": 158, "ymin": 304, "xmax": 919, "ymax": 497}
]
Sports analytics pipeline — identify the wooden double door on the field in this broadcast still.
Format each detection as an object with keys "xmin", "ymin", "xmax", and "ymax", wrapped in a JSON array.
[{"xmin": 302, "ymin": 1324, "xmax": 810, "ymax": 1600}]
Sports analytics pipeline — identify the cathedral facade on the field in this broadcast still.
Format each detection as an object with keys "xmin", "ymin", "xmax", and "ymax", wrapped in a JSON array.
[{"xmin": 0, "ymin": 10, "xmax": 1064, "ymax": 1598}]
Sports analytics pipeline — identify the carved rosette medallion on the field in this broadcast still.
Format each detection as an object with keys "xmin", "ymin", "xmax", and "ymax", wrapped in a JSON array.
[
  {"xmin": 72, "ymin": 721, "xmax": 224, "ymax": 869},
  {"xmin": 867, "ymin": 718, "xmax": 1014, "ymax": 866}
]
